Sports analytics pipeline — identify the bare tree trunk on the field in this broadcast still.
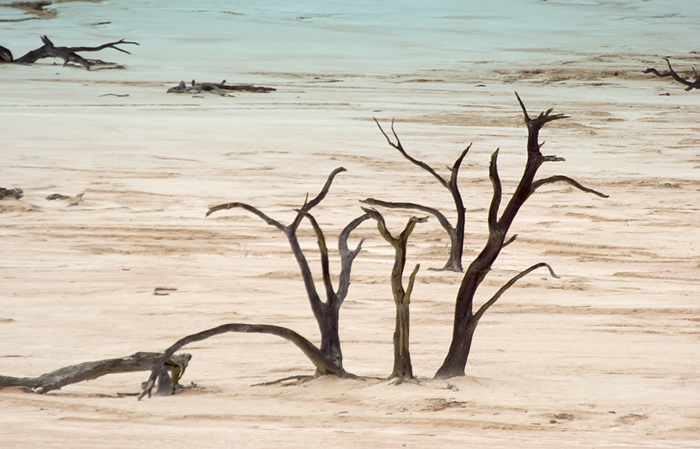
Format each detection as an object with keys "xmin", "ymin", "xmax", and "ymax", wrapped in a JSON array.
[
  {"xmin": 363, "ymin": 207, "xmax": 425, "ymax": 381},
  {"xmin": 365, "ymin": 119, "xmax": 471, "ymax": 271},
  {"xmin": 391, "ymin": 264, "xmax": 420, "ymax": 380},
  {"xmin": 318, "ymin": 303, "xmax": 342, "ymax": 366},
  {"xmin": 435, "ymin": 94, "xmax": 608, "ymax": 379},
  {"xmin": 0, "ymin": 352, "xmax": 190, "ymax": 395}
]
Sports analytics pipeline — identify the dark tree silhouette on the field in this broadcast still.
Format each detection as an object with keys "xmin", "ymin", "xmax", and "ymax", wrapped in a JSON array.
[
  {"xmin": 363, "ymin": 119, "xmax": 471, "ymax": 272},
  {"xmin": 434, "ymin": 93, "xmax": 609, "ymax": 379},
  {"xmin": 363, "ymin": 207, "xmax": 426, "ymax": 381},
  {"xmin": 205, "ymin": 168, "xmax": 369, "ymax": 371}
]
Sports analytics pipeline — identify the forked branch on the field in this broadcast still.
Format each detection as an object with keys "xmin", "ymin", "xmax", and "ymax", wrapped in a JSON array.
[
  {"xmin": 363, "ymin": 207, "xmax": 426, "ymax": 380},
  {"xmin": 204, "ymin": 168, "xmax": 364, "ymax": 369},
  {"xmin": 373, "ymin": 118, "xmax": 449, "ymax": 189},
  {"xmin": 370, "ymin": 120, "xmax": 471, "ymax": 271}
]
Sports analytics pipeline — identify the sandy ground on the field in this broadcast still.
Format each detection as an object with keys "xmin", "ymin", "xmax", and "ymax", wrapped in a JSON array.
[{"xmin": 1, "ymin": 1, "xmax": 700, "ymax": 448}]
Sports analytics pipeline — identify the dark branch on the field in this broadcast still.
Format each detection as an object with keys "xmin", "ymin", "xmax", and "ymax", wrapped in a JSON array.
[
  {"xmin": 297, "ymin": 210, "xmax": 335, "ymax": 301},
  {"xmin": 13, "ymin": 36, "xmax": 138, "ymax": 69},
  {"xmin": 516, "ymin": 91, "xmax": 569, "ymax": 133},
  {"xmin": 302, "ymin": 167, "xmax": 346, "ymax": 213},
  {"xmin": 450, "ymin": 144, "xmax": 472, "ymax": 185},
  {"xmin": 373, "ymin": 118, "xmax": 450, "ymax": 189},
  {"xmin": 336, "ymin": 213, "xmax": 370, "ymax": 302},
  {"xmin": 531, "ymin": 175, "xmax": 609, "ymax": 198},
  {"xmin": 469, "ymin": 263, "xmax": 559, "ymax": 331},
  {"xmin": 205, "ymin": 201, "xmax": 287, "ymax": 230},
  {"xmin": 404, "ymin": 263, "xmax": 421, "ymax": 300},
  {"xmin": 487, "ymin": 149, "xmax": 502, "ymax": 231},
  {"xmin": 66, "ymin": 38, "xmax": 139, "ymax": 55},
  {"xmin": 361, "ymin": 206, "xmax": 396, "ymax": 247},
  {"xmin": 644, "ymin": 58, "xmax": 700, "ymax": 90},
  {"xmin": 289, "ymin": 167, "xmax": 347, "ymax": 230},
  {"xmin": 361, "ymin": 198, "xmax": 452, "ymax": 235},
  {"xmin": 138, "ymin": 323, "xmax": 346, "ymax": 400}
]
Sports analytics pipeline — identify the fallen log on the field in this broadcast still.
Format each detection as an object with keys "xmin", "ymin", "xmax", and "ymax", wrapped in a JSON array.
[
  {"xmin": 0, "ymin": 352, "xmax": 191, "ymax": 395},
  {"xmin": 2, "ymin": 35, "xmax": 138, "ymax": 69},
  {"xmin": 0, "ymin": 187, "xmax": 23, "ymax": 200},
  {"xmin": 167, "ymin": 79, "xmax": 276, "ymax": 96}
]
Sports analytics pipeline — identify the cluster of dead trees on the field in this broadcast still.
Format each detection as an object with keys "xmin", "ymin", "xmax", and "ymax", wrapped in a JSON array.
[
  {"xmin": 0, "ymin": 94, "xmax": 608, "ymax": 397},
  {"xmin": 138, "ymin": 93, "xmax": 608, "ymax": 398}
]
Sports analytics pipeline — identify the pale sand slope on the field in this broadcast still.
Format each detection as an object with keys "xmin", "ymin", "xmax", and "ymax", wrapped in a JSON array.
[{"xmin": 1, "ymin": 1, "xmax": 699, "ymax": 448}]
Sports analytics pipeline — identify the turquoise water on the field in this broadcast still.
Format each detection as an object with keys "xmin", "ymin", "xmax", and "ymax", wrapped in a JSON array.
[{"xmin": 1, "ymin": 0, "xmax": 698, "ymax": 75}]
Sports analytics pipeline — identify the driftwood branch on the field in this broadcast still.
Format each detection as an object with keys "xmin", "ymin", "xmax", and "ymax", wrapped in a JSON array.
[
  {"xmin": 0, "ymin": 352, "xmax": 191, "ymax": 395},
  {"xmin": 0, "ymin": 187, "xmax": 24, "ymax": 200},
  {"xmin": 9, "ymin": 35, "xmax": 138, "ymax": 69},
  {"xmin": 167, "ymin": 79, "xmax": 276, "ymax": 96},
  {"xmin": 644, "ymin": 58, "xmax": 700, "ymax": 91},
  {"xmin": 138, "ymin": 323, "xmax": 346, "ymax": 400}
]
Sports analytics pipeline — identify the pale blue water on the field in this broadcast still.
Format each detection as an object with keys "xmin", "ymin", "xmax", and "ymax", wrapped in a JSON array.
[{"xmin": 1, "ymin": 0, "xmax": 698, "ymax": 76}]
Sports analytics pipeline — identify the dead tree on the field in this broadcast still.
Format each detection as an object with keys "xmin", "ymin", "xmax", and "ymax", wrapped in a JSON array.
[
  {"xmin": 434, "ymin": 93, "xmax": 609, "ymax": 379},
  {"xmin": 205, "ymin": 167, "xmax": 369, "ymax": 371},
  {"xmin": 363, "ymin": 207, "xmax": 425, "ymax": 382},
  {"xmin": 0, "ymin": 352, "xmax": 190, "ymax": 396},
  {"xmin": 644, "ymin": 58, "xmax": 700, "ymax": 91},
  {"xmin": 363, "ymin": 119, "xmax": 471, "ymax": 272},
  {"xmin": 4, "ymin": 35, "xmax": 138, "ymax": 69},
  {"xmin": 138, "ymin": 323, "xmax": 347, "ymax": 399}
]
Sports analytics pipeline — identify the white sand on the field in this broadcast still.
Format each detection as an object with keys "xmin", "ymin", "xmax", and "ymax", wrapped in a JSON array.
[{"xmin": 1, "ymin": 1, "xmax": 699, "ymax": 447}]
